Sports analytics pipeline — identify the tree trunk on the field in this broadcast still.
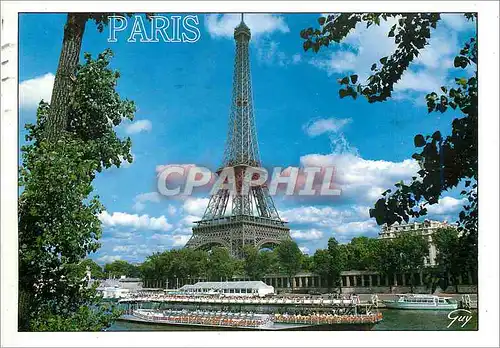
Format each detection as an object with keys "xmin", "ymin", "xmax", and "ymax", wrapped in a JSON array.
[{"xmin": 46, "ymin": 13, "xmax": 87, "ymax": 141}]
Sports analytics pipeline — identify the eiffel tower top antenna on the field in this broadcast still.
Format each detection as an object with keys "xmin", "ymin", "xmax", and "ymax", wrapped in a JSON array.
[{"xmin": 241, "ymin": 13, "xmax": 244, "ymax": 23}]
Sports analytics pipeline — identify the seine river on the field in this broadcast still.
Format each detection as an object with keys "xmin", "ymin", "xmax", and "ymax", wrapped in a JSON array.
[{"xmin": 108, "ymin": 309, "xmax": 478, "ymax": 331}]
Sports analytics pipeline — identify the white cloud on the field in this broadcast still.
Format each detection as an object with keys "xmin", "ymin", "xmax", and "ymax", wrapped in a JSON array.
[
  {"xmin": 167, "ymin": 204, "xmax": 177, "ymax": 216},
  {"xmin": 426, "ymin": 196, "xmax": 467, "ymax": 216},
  {"xmin": 205, "ymin": 14, "xmax": 289, "ymax": 39},
  {"xmin": 255, "ymin": 40, "xmax": 304, "ymax": 67},
  {"xmin": 308, "ymin": 16, "xmax": 476, "ymax": 103},
  {"xmin": 303, "ymin": 117, "xmax": 352, "ymax": 137},
  {"xmin": 281, "ymin": 204, "xmax": 380, "ymax": 245},
  {"xmin": 97, "ymin": 255, "xmax": 122, "ymax": 264},
  {"xmin": 171, "ymin": 227, "xmax": 193, "ymax": 235},
  {"xmin": 441, "ymin": 14, "xmax": 475, "ymax": 32},
  {"xmin": 99, "ymin": 211, "xmax": 173, "ymax": 231},
  {"xmin": 394, "ymin": 70, "xmax": 446, "ymax": 94},
  {"xmin": 112, "ymin": 231, "xmax": 133, "ymax": 239},
  {"xmin": 125, "ymin": 120, "xmax": 152, "ymax": 134},
  {"xmin": 172, "ymin": 235, "xmax": 191, "ymax": 247},
  {"xmin": 119, "ymin": 153, "xmax": 135, "ymax": 168},
  {"xmin": 149, "ymin": 233, "xmax": 190, "ymax": 247},
  {"xmin": 281, "ymin": 206, "xmax": 348, "ymax": 226},
  {"xmin": 394, "ymin": 30, "xmax": 462, "ymax": 95},
  {"xmin": 19, "ymin": 73, "xmax": 55, "ymax": 110},
  {"xmin": 131, "ymin": 202, "xmax": 144, "ymax": 212},
  {"xmin": 299, "ymin": 152, "xmax": 419, "ymax": 204},
  {"xmin": 335, "ymin": 219, "xmax": 377, "ymax": 235},
  {"xmin": 113, "ymin": 245, "xmax": 131, "ymax": 252},
  {"xmin": 292, "ymin": 54, "xmax": 302, "ymax": 64},
  {"xmin": 413, "ymin": 34, "xmax": 458, "ymax": 70},
  {"xmin": 151, "ymin": 233, "xmax": 169, "ymax": 241},
  {"xmin": 133, "ymin": 192, "xmax": 162, "ymax": 212},
  {"xmin": 182, "ymin": 198, "xmax": 209, "ymax": 216},
  {"xmin": 179, "ymin": 215, "xmax": 201, "ymax": 227},
  {"xmin": 291, "ymin": 229, "xmax": 324, "ymax": 240},
  {"xmin": 299, "ymin": 246, "xmax": 310, "ymax": 254},
  {"xmin": 256, "ymin": 40, "xmax": 287, "ymax": 66},
  {"xmin": 309, "ymin": 19, "xmax": 397, "ymax": 80}
]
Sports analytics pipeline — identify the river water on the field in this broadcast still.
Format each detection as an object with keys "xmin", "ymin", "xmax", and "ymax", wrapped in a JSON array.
[{"xmin": 108, "ymin": 309, "xmax": 477, "ymax": 331}]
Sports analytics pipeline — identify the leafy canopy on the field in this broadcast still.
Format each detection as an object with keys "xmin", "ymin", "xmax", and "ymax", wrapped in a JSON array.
[
  {"xmin": 18, "ymin": 49, "xmax": 135, "ymax": 331},
  {"xmin": 302, "ymin": 13, "xmax": 477, "ymax": 240}
]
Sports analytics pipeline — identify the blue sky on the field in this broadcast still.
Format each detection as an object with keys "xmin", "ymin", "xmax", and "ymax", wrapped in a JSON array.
[{"xmin": 18, "ymin": 13, "xmax": 477, "ymax": 264}]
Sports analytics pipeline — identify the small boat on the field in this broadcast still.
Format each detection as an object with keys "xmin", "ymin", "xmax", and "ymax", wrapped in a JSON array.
[{"xmin": 383, "ymin": 294, "xmax": 458, "ymax": 310}]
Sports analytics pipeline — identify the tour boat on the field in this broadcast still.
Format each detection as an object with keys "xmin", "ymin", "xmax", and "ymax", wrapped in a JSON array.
[
  {"xmin": 120, "ymin": 308, "xmax": 382, "ymax": 330},
  {"xmin": 383, "ymin": 294, "xmax": 458, "ymax": 310}
]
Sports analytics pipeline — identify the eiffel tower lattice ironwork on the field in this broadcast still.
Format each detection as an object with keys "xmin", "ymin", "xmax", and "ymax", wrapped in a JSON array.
[{"xmin": 184, "ymin": 15, "xmax": 291, "ymax": 258}]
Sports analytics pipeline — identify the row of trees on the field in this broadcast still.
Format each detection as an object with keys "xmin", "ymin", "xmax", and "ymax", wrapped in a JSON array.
[
  {"xmin": 312, "ymin": 228, "xmax": 476, "ymax": 293},
  {"xmin": 138, "ymin": 241, "xmax": 307, "ymax": 288},
  {"xmin": 104, "ymin": 227, "xmax": 474, "ymax": 294}
]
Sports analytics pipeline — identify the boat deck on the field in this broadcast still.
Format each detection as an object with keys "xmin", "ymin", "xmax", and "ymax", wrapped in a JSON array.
[
  {"xmin": 118, "ymin": 314, "xmax": 314, "ymax": 331},
  {"xmin": 119, "ymin": 296, "xmax": 363, "ymax": 307}
]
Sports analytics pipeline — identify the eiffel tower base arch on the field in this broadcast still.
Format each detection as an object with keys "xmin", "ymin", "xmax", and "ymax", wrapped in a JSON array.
[{"xmin": 185, "ymin": 216, "xmax": 291, "ymax": 258}]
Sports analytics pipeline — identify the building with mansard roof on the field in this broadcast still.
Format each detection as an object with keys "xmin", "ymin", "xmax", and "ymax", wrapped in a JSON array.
[{"xmin": 378, "ymin": 219, "xmax": 458, "ymax": 266}]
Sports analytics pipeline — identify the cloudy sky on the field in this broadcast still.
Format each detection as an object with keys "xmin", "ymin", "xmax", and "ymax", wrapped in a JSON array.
[{"xmin": 18, "ymin": 13, "xmax": 476, "ymax": 263}]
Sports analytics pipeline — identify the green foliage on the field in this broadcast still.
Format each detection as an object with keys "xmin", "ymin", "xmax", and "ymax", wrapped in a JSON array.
[
  {"xmin": 300, "ymin": 253, "xmax": 313, "ymax": 272},
  {"xmin": 370, "ymin": 38, "xmax": 477, "ymax": 237},
  {"xmin": 433, "ymin": 227, "xmax": 475, "ymax": 292},
  {"xmin": 326, "ymin": 238, "xmax": 346, "ymax": 289},
  {"xmin": 311, "ymin": 234, "xmax": 429, "ymax": 292},
  {"xmin": 207, "ymin": 247, "xmax": 236, "ymax": 281},
  {"xmin": 312, "ymin": 238, "xmax": 347, "ymax": 291},
  {"xmin": 395, "ymin": 233, "xmax": 429, "ymax": 273},
  {"xmin": 376, "ymin": 234, "xmax": 428, "ymax": 276},
  {"xmin": 140, "ymin": 248, "xmax": 209, "ymax": 283},
  {"xmin": 67, "ymin": 259, "xmax": 106, "ymax": 280},
  {"xmin": 242, "ymin": 246, "xmax": 274, "ymax": 280},
  {"xmin": 28, "ymin": 49, "xmax": 135, "ymax": 171},
  {"xmin": 373, "ymin": 239, "xmax": 400, "ymax": 277},
  {"xmin": 343, "ymin": 236, "xmax": 379, "ymax": 271},
  {"xmin": 312, "ymin": 249, "xmax": 333, "ymax": 286},
  {"xmin": 275, "ymin": 240, "xmax": 303, "ymax": 285},
  {"xmin": 30, "ymin": 302, "xmax": 121, "ymax": 332},
  {"xmin": 302, "ymin": 13, "xmax": 444, "ymax": 102},
  {"xmin": 104, "ymin": 260, "xmax": 140, "ymax": 278},
  {"xmin": 301, "ymin": 13, "xmax": 478, "ymax": 246},
  {"xmin": 18, "ymin": 49, "xmax": 134, "ymax": 331}
]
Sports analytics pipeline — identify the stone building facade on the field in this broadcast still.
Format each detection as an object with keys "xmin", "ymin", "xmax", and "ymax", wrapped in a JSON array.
[{"xmin": 378, "ymin": 219, "xmax": 457, "ymax": 266}]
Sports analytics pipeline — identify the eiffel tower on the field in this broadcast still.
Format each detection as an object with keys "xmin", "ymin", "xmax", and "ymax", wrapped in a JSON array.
[{"xmin": 185, "ymin": 14, "xmax": 291, "ymax": 258}]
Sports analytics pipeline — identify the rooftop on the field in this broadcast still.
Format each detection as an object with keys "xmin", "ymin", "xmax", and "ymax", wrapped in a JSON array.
[{"xmin": 179, "ymin": 281, "xmax": 273, "ymax": 291}]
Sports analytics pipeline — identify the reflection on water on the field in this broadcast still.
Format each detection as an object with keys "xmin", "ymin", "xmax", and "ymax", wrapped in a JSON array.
[
  {"xmin": 374, "ymin": 309, "xmax": 478, "ymax": 331},
  {"xmin": 107, "ymin": 309, "xmax": 477, "ymax": 331}
]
